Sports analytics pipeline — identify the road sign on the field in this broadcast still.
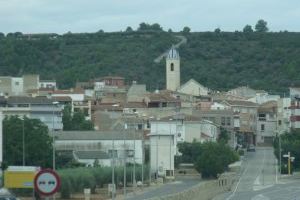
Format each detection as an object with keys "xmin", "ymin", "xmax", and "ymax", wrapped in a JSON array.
[{"xmin": 34, "ymin": 169, "xmax": 60, "ymax": 196}]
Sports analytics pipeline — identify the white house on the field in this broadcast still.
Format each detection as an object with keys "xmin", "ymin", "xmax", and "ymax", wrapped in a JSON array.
[
  {"xmin": 149, "ymin": 132, "xmax": 175, "ymax": 179},
  {"xmin": 256, "ymin": 101, "xmax": 277, "ymax": 144},
  {"xmin": 52, "ymin": 89, "xmax": 92, "ymax": 120},
  {"xmin": 149, "ymin": 114, "xmax": 218, "ymax": 178},
  {"xmin": 54, "ymin": 131, "xmax": 143, "ymax": 167},
  {"xmin": 277, "ymin": 97, "xmax": 291, "ymax": 134}
]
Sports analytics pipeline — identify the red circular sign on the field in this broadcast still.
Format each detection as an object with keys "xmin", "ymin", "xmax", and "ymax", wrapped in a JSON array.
[{"xmin": 34, "ymin": 169, "xmax": 61, "ymax": 196}]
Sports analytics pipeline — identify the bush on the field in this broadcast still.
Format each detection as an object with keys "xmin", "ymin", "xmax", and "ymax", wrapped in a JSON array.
[
  {"xmin": 192, "ymin": 142, "xmax": 239, "ymax": 178},
  {"xmin": 58, "ymin": 165, "xmax": 149, "ymax": 198}
]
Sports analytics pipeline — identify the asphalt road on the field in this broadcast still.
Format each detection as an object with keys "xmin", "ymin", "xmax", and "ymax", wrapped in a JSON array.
[
  {"xmin": 125, "ymin": 177, "xmax": 201, "ymax": 200},
  {"xmin": 214, "ymin": 146, "xmax": 300, "ymax": 200}
]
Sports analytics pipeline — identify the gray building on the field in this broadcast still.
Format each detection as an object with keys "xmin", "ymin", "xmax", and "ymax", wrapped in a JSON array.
[{"xmin": 0, "ymin": 96, "xmax": 63, "ymax": 130}]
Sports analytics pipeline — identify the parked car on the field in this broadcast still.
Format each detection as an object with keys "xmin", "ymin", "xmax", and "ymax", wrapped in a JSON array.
[{"xmin": 247, "ymin": 144, "xmax": 256, "ymax": 152}]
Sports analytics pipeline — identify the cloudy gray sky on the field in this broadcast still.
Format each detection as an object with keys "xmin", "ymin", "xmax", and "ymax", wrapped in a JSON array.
[{"xmin": 1, "ymin": 0, "xmax": 300, "ymax": 34}]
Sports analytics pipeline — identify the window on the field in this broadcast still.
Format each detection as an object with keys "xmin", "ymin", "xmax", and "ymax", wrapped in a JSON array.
[
  {"xmin": 278, "ymin": 120, "xmax": 282, "ymax": 126},
  {"xmin": 138, "ymin": 124, "xmax": 143, "ymax": 130},
  {"xmin": 259, "ymin": 114, "xmax": 266, "ymax": 121},
  {"xmin": 261, "ymin": 124, "xmax": 265, "ymax": 131},
  {"xmin": 226, "ymin": 117, "xmax": 231, "ymax": 126},
  {"xmin": 221, "ymin": 117, "xmax": 225, "ymax": 126},
  {"xmin": 147, "ymin": 120, "xmax": 150, "ymax": 128},
  {"xmin": 170, "ymin": 63, "xmax": 174, "ymax": 71},
  {"xmin": 15, "ymin": 82, "xmax": 19, "ymax": 86}
]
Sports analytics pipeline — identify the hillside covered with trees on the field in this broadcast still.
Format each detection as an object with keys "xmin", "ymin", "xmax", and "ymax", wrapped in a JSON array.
[{"xmin": 1, "ymin": 21, "xmax": 300, "ymax": 93}]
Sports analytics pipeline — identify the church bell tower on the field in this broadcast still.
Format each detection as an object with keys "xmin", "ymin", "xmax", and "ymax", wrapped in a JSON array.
[{"xmin": 166, "ymin": 46, "xmax": 180, "ymax": 91}]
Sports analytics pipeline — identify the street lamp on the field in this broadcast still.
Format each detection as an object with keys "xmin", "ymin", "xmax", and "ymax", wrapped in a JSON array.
[
  {"xmin": 132, "ymin": 111, "xmax": 138, "ymax": 187},
  {"xmin": 22, "ymin": 117, "xmax": 25, "ymax": 166},
  {"xmin": 169, "ymin": 118, "xmax": 173, "ymax": 178},
  {"xmin": 111, "ymin": 103, "xmax": 119, "ymax": 200},
  {"xmin": 52, "ymin": 101, "xmax": 59, "ymax": 171},
  {"xmin": 123, "ymin": 115, "xmax": 127, "ymax": 199}
]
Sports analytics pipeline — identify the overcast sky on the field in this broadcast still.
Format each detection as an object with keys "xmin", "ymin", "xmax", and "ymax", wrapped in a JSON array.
[{"xmin": 1, "ymin": 0, "xmax": 300, "ymax": 34}]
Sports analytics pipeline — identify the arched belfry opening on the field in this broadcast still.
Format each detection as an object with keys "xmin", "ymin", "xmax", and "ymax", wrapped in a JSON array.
[{"xmin": 170, "ymin": 63, "xmax": 174, "ymax": 71}]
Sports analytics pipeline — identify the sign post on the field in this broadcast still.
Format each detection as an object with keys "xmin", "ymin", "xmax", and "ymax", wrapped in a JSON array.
[{"xmin": 34, "ymin": 169, "xmax": 60, "ymax": 199}]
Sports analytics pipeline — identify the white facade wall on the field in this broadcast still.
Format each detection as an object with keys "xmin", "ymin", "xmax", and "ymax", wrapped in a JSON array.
[
  {"xmin": 211, "ymin": 102, "xmax": 228, "ymax": 110},
  {"xmin": 248, "ymin": 94, "xmax": 280, "ymax": 104},
  {"xmin": 52, "ymin": 93, "xmax": 84, "ymax": 101},
  {"xmin": 55, "ymin": 140, "xmax": 143, "ymax": 165},
  {"xmin": 11, "ymin": 78, "xmax": 23, "ymax": 95},
  {"xmin": 257, "ymin": 120, "xmax": 277, "ymax": 143},
  {"xmin": 94, "ymin": 82, "xmax": 105, "ymax": 90},
  {"xmin": 277, "ymin": 98, "xmax": 291, "ymax": 134},
  {"xmin": 150, "ymin": 135, "xmax": 175, "ymax": 177},
  {"xmin": 150, "ymin": 120, "xmax": 217, "ymax": 144}
]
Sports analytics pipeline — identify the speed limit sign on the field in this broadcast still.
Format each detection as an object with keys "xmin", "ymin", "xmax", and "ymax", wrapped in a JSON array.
[{"xmin": 34, "ymin": 169, "xmax": 61, "ymax": 196}]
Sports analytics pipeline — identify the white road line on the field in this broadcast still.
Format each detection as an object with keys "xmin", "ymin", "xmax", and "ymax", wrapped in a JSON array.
[
  {"xmin": 225, "ymin": 159, "xmax": 250, "ymax": 200},
  {"xmin": 254, "ymin": 149, "xmax": 266, "ymax": 187}
]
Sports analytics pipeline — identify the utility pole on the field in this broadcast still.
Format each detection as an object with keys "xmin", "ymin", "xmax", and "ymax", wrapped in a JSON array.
[
  {"xmin": 123, "ymin": 116, "xmax": 127, "ymax": 198},
  {"xmin": 22, "ymin": 118, "xmax": 25, "ymax": 166},
  {"xmin": 279, "ymin": 134, "xmax": 281, "ymax": 176},
  {"xmin": 111, "ymin": 103, "xmax": 119, "ymax": 200}
]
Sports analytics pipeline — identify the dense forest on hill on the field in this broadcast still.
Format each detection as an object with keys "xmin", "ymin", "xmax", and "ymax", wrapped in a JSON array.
[{"xmin": 1, "ymin": 23, "xmax": 300, "ymax": 93}]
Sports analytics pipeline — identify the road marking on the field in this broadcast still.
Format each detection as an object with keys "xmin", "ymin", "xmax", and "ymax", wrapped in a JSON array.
[
  {"xmin": 253, "ymin": 149, "xmax": 266, "ymax": 188},
  {"xmin": 253, "ymin": 184, "xmax": 273, "ymax": 191},
  {"xmin": 251, "ymin": 194, "xmax": 270, "ymax": 200},
  {"xmin": 225, "ymin": 159, "xmax": 250, "ymax": 200}
]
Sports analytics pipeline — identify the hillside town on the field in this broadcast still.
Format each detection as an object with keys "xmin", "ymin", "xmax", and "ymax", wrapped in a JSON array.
[{"xmin": 1, "ymin": 47, "xmax": 299, "ymax": 177}]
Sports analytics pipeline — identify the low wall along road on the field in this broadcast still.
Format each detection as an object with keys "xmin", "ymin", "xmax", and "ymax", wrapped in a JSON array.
[{"xmin": 148, "ymin": 173, "xmax": 236, "ymax": 200}]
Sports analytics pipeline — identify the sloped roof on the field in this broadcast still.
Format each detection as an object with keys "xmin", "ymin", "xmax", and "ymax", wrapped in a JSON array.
[
  {"xmin": 127, "ymin": 84, "xmax": 147, "ymax": 96},
  {"xmin": 55, "ymin": 130, "xmax": 144, "ymax": 140},
  {"xmin": 74, "ymin": 150, "xmax": 110, "ymax": 159},
  {"xmin": 258, "ymin": 101, "xmax": 277, "ymax": 113},
  {"xmin": 179, "ymin": 79, "xmax": 208, "ymax": 91},
  {"xmin": 147, "ymin": 93, "xmax": 177, "ymax": 102},
  {"xmin": 222, "ymin": 100, "xmax": 258, "ymax": 107},
  {"xmin": 7, "ymin": 96, "xmax": 54, "ymax": 104},
  {"xmin": 53, "ymin": 89, "xmax": 84, "ymax": 94},
  {"xmin": 53, "ymin": 96, "xmax": 72, "ymax": 102},
  {"xmin": 156, "ymin": 113, "xmax": 201, "ymax": 122}
]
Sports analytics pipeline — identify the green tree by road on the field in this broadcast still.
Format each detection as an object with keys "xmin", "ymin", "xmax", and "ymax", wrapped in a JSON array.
[{"xmin": 2, "ymin": 116, "xmax": 53, "ymax": 168}]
